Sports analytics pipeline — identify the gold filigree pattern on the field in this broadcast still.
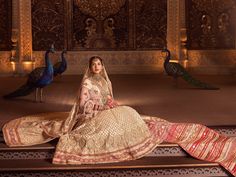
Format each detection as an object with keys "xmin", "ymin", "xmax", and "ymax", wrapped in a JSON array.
[
  {"xmin": 167, "ymin": 0, "xmax": 180, "ymax": 60},
  {"xmin": 73, "ymin": 0, "xmax": 128, "ymax": 50},
  {"xmin": 20, "ymin": 0, "xmax": 32, "ymax": 61},
  {"xmin": 135, "ymin": 0, "xmax": 167, "ymax": 49},
  {"xmin": 31, "ymin": 0, "xmax": 166, "ymax": 51},
  {"xmin": 192, "ymin": 0, "xmax": 235, "ymax": 12},
  {"xmin": 76, "ymin": 0, "xmax": 126, "ymax": 20},
  {"xmin": 32, "ymin": 0, "xmax": 66, "ymax": 50}
]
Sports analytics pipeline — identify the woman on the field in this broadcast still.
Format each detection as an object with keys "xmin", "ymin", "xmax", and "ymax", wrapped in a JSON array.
[{"xmin": 3, "ymin": 56, "xmax": 236, "ymax": 176}]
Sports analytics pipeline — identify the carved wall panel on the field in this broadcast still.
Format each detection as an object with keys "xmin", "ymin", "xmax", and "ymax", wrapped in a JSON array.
[
  {"xmin": 135, "ymin": 0, "xmax": 167, "ymax": 49},
  {"xmin": 0, "ymin": 52, "xmax": 12, "ymax": 74},
  {"xmin": 72, "ymin": 3, "xmax": 92, "ymax": 50},
  {"xmin": 188, "ymin": 50, "xmax": 236, "ymax": 74},
  {"xmin": 32, "ymin": 0, "xmax": 167, "ymax": 51},
  {"xmin": 72, "ymin": 0, "xmax": 167, "ymax": 50},
  {"xmin": 19, "ymin": 0, "xmax": 33, "ymax": 62},
  {"xmin": 0, "ymin": 0, "xmax": 12, "ymax": 51},
  {"xmin": 32, "ymin": 51, "xmax": 164, "ymax": 74},
  {"xmin": 187, "ymin": 0, "xmax": 236, "ymax": 49},
  {"xmin": 72, "ymin": 0, "xmax": 129, "ymax": 50},
  {"xmin": 31, "ymin": 0, "xmax": 66, "ymax": 50},
  {"xmin": 109, "ymin": 1, "xmax": 129, "ymax": 49}
]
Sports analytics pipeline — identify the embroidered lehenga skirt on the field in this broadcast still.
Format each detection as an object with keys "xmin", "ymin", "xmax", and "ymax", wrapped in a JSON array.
[{"xmin": 3, "ymin": 106, "xmax": 236, "ymax": 176}]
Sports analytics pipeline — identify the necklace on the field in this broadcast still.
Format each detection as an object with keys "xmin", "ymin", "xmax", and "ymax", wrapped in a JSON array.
[{"xmin": 90, "ymin": 74, "xmax": 110, "ymax": 104}]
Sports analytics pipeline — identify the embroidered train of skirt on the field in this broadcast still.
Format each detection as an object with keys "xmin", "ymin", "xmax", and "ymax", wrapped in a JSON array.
[{"xmin": 2, "ymin": 106, "xmax": 236, "ymax": 176}]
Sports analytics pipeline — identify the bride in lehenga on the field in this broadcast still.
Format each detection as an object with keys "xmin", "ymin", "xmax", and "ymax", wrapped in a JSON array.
[{"xmin": 2, "ymin": 56, "xmax": 236, "ymax": 176}]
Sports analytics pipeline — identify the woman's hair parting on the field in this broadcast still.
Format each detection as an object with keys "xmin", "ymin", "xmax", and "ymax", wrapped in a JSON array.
[{"xmin": 89, "ymin": 56, "xmax": 103, "ymax": 68}]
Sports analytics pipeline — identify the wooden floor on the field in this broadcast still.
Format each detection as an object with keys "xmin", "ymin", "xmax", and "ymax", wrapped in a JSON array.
[{"xmin": 0, "ymin": 74, "xmax": 235, "ymax": 128}]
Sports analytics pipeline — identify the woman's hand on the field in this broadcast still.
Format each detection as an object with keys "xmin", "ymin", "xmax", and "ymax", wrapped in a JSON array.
[
  {"xmin": 92, "ymin": 96, "xmax": 119, "ymax": 111},
  {"xmin": 106, "ymin": 97, "xmax": 118, "ymax": 109}
]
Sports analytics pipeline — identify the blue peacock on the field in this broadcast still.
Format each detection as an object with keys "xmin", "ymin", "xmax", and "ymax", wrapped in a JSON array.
[
  {"xmin": 161, "ymin": 48, "xmax": 219, "ymax": 90},
  {"xmin": 3, "ymin": 45, "xmax": 55, "ymax": 101},
  {"xmin": 53, "ymin": 49, "xmax": 67, "ymax": 77}
]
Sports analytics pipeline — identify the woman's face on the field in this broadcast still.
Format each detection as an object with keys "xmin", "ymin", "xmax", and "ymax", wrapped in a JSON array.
[{"xmin": 90, "ymin": 58, "xmax": 103, "ymax": 74}]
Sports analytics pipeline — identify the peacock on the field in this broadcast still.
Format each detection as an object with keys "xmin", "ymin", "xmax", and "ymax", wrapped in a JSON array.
[
  {"xmin": 53, "ymin": 49, "xmax": 67, "ymax": 77},
  {"xmin": 161, "ymin": 48, "xmax": 219, "ymax": 90},
  {"xmin": 3, "ymin": 45, "xmax": 55, "ymax": 102}
]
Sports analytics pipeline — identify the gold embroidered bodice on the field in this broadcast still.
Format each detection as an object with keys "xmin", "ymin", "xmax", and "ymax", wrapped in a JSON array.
[{"xmin": 90, "ymin": 74, "xmax": 111, "ymax": 104}]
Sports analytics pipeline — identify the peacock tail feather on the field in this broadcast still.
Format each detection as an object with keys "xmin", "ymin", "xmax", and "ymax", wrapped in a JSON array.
[
  {"xmin": 180, "ymin": 67, "xmax": 219, "ymax": 90},
  {"xmin": 3, "ymin": 84, "xmax": 36, "ymax": 99}
]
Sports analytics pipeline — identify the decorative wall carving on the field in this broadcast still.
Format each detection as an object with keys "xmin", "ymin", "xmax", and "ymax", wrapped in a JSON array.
[
  {"xmin": 73, "ymin": 0, "xmax": 167, "ymax": 50},
  {"xmin": 187, "ymin": 0, "xmax": 236, "ymax": 49},
  {"xmin": 19, "ymin": 0, "xmax": 33, "ymax": 61},
  {"xmin": 135, "ymin": 0, "xmax": 167, "ymax": 49},
  {"xmin": 0, "ymin": 0, "xmax": 12, "ymax": 51},
  {"xmin": 0, "ymin": 52, "xmax": 12, "ymax": 74},
  {"xmin": 76, "ymin": 0, "xmax": 126, "ymax": 21},
  {"xmin": 189, "ymin": 50, "xmax": 236, "ymax": 67},
  {"xmin": 110, "ymin": 2, "xmax": 129, "ymax": 49},
  {"xmin": 2, "ymin": 0, "xmax": 236, "ymax": 75},
  {"xmin": 31, "ymin": 0, "xmax": 66, "ymax": 50},
  {"xmin": 73, "ymin": 0, "xmax": 129, "ymax": 50},
  {"xmin": 188, "ymin": 50, "xmax": 236, "ymax": 74},
  {"xmin": 33, "ymin": 51, "xmax": 164, "ymax": 74},
  {"xmin": 10, "ymin": 0, "xmax": 20, "ymax": 63},
  {"xmin": 167, "ymin": 0, "xmax": 180, "ymax": 60},
  {"xmin": 32, "ymin": 0, "xmax": 166, "ymax": 51},
  {"xmin": 72, "ymin": 3, "xmax": 91, "ymax": 49}
]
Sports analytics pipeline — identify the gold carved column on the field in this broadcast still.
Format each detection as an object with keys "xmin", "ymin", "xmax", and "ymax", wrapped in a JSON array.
[
  {"xmin": 167, "ymin": 0, "xmax": 187, "ymax": 66},
  {"xmin": 179, "ymin": 0, "xmax": 188, "ymax": 67},
  {"xmin": 12, "ymin": 0, "xmax": 33, "ymax": 75},
  {"xmin": 11, "ymin": 0, "xmax": 19, "ymax": 62},
  {"xmin": 10, "ymin": 0, "xmax": 20, "ymax": 75},
  {"xmin": 19, "ymin": 0, "xmax": 33, "ymax": 74}
]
